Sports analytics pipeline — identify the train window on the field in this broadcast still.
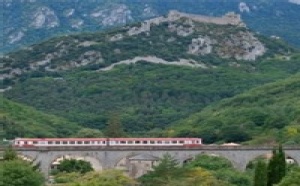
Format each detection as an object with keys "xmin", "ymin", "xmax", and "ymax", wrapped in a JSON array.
[
  {"xmin": 165, "ymin": 141, "xmax": 170, "ymax": 144},
  {"xmin": 172, "ymin": 141, "xmax": 177, "ymax": 144},
  {"xmin": 120, "ymin": 141, "xmax": 126, "ymax": 144},
  {"xmin": 157, "ymin": 141, "xmax": 162, "ymax": 144},
  {"xmin": 179, "ymin": 141, "xmax": 184, "ymax": 144},
  {"xmin": 128, "ymin": 141, "xmax": 133, "ymax": 144},
  {"xmin": 135, "ymin": 141, "xmax": 140, "ymax": 144},
  {"xmin": 143, "ymin": 141, "xmax": 148, "ymax": 144},
  {"xmin": 103, "ymin": 141, "xmax": 106, "ymax": 144},
  {"xmin": 70, "ymin": 141, "xmax": 75, "ymax": 144},
  {"xmin": 84, "ymin": 141, "xmax": 90, "ymax": 144},
  {"xmin": 55, "ymin": 141, "xmax": 60, "ymax": 144},
  {"xmin": 33, "ymin": 141, "xmax": 38, "ymax": 144},
  {"xmin": 63, "ymin": 141, "xmax": 68, "ymax": 144},
  {"xmin": 48, "ymin": 141, "xmax": 53, "ymax": 144},
  {"xmin": 77, "ymin": 141, "xmax": 82, "ymax": 144},
  {"xmin": 150, "ymin": 141, "xmax": 155, "ymax": 144}
]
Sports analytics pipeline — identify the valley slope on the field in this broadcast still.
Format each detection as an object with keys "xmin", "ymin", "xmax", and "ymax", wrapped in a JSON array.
[
  {"xmin": 174, "ymin": 73, "xmax": 300, "ymax": 145},
  {"xmin": 1, "ymin": 11, "xmax": 300, "ymax": 142},
  {"xmin": 0, "ymin": 97, "xmax": 81, "ymax": 139}
]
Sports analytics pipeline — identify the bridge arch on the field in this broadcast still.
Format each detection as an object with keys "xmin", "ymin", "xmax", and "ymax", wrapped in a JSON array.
[
  {"xmin": 285, "ymin": 154, "xmax": 298, "ymax": 165},
  {"xmin": 180, "ymin": 151, "xmax": 237, "ymax": 170},
  {"xmin": 246, "ymin": 152, "xmax": 299, "ymax": 170},
  {"xmin": 17, "ymin": 151, "xmax": 39, "ymax": 161},
  {"xmin": 48, "ymin": 152, "xmax": 103, "ymax": 175}
]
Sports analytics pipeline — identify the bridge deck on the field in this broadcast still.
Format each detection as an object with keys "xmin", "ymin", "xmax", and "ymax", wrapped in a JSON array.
[{"xmin": 2, "ymin": 145, "xmax": 300, "ymax": 151}]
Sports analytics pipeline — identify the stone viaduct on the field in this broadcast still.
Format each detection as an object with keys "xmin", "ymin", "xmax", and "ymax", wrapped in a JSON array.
[{"xmin": 5, "ymin": 146, "xmax": 300, "ymax": 178}]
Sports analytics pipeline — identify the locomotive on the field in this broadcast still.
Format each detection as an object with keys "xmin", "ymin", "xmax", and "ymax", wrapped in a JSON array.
[{"xmin": 13, "ymin": 137, "xmax": 202, "ymax": 147}]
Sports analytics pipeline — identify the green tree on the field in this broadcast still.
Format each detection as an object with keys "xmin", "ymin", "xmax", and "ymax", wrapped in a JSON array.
[
  {"xmin": 185, "ymin": 154, "xmax": 233, "ymax": 171},
  {"xmin": 0, "ymin": 160, "xmax": 44, "ymax": 186},
  {"xmin": 104, "ymin": 113, "xmax": 126, "ymax": 137},
  {"xmin": 254, "ymin": 160, "xmax": 267, "ymax": 186},
  {"xmin": 139, "ymin": 153, "xmax": 184, "ymax": 186},
  {"xmin": 56, "ymin": 159, "xmax": 93, "ymax": 174},
  {"xmin": 267, "ymin": 145, "xmax": 287, "ymax": 186},
  {"xmin": 3, "ymin": 146, "xmax": 18, "ymax": 161},
  {"xmin": 57, "ymin": 170, "xmax": 136, "ymax": 186},
  {"xmin": 267, "ymin": 149, "xmax": 278, "ymax": 186},
  {"xmin": 277, "ymin": 145, "xmax": 286, "ymax": 179},
  {"xmin": 277, "ymin": 167, "xmax": 300, "ymax": 186}
]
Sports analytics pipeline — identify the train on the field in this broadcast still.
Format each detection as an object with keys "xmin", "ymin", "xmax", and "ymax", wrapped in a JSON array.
[{"xmin": 13, "ymin": 137, "xmax": 202, "ymax": 147}]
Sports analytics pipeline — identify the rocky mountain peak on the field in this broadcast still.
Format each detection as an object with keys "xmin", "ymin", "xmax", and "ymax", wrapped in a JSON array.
[
  {"xmin": 167, "ymin": 10, "xmax": 245, "ymax": 27},
  {"xmin": 1, "ymin": 10, "xmax": 294, "ymax": 84}
]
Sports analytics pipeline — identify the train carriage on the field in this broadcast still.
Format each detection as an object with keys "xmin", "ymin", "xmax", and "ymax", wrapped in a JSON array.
[{"xmin": 13, "ymin": 137, "xmax": 202, "ymax": 147}]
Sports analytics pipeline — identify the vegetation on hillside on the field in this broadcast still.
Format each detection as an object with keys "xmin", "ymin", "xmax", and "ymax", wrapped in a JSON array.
[
  {"xmin": 0, "ymin": 96, "xmax": 82, "ymax": 139},
  {"xmin": 4, "ymin": 56, "xmax": 300, "ymax": 137},
  {"xmin": 174, "ymin": 73, "xmax": 300, "ymax": 144}
]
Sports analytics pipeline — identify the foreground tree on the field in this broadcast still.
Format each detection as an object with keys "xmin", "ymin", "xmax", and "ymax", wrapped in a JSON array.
[
  {"xmin": 267, "ymin": 145, "xmax": 287, "ymax": 186},
  {"xmin": 139, "ymin": 153, "xmax": 184, "ymax": 186},
  {"xmin": 254, "ymin": 160, "xmax": 267, "ymax": 186},
  {"xmin": 0, "ymin": 147, "xmax": 44, "ymax": 186},
  {"xmin": 0, "ymin": 160, "xmax": 44, "ymax": 186},
  {"xmin": 55, "ymin": 170, "xmax": 136, "ymax": 186},
  {"xmin": 277, "ymin": 167, "xmax": 300, "ymax": 186}
]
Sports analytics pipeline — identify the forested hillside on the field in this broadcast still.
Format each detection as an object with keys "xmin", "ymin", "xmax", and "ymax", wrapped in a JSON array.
[
  {"xmin": 1, "ymin": 11, "xmax": 300, "ymax": 140},
  {"xmin": 0, "ymin": 97, "xmax": 82, "ymax": 139},
  {"xmin": 174, "ymin": 73, "xmax": 300, "ymax": 144}
]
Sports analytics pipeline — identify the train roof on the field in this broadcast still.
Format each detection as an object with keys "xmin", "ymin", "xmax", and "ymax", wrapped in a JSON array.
[
  {"xmin": 109, "ymin": 138, "xmax": 201, "ymax": 141},
  {"xmin": 14, "ymin": 137, "xmax": 201, "ymax": 141},
  {"xmin": 14, "ymin": 138, "xmax": 107, "ymax": 141}
]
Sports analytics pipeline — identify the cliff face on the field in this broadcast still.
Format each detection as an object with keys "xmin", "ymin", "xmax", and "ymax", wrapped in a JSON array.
[{"xmin": 125, "ymin": 11, "xmax": 264, "ymax": 61}]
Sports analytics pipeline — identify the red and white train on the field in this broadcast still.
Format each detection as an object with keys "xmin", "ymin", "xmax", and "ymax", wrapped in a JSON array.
[{"xmin": 13, "ymin": 137, "xmax": 202, "ymax": 147}]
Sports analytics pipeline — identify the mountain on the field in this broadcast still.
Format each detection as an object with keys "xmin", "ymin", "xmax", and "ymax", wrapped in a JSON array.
[
  {"xmin": 2, "ymin": 11, "xmax": 299, "ymax": 138},
  {"xmin": 173, "ymin": 73, "xmax": 300, "ymax": 145},
  {"xmin": 1, "ymin": 0, "xmax": 300, "ymax": 53},
  {"xmin": 0, "ymin": 97, "xmax": 82, "ymax": 139},
  {"xmin": 1, "ymin": 10, "xmax": 295, "ymax": 83}
]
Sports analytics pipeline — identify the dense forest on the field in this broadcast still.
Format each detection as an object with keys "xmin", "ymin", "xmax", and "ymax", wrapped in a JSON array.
[
  {"xmin": 174, "ymin": 73, "xmax": 300, "ymax": 144},
  {"xmin": 3, "ymin": 53, "xmax": 300, "ymax": 141},
  {"xmin": 0, "ymin": 97, "xmax": 82, "ymax": 139}
]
